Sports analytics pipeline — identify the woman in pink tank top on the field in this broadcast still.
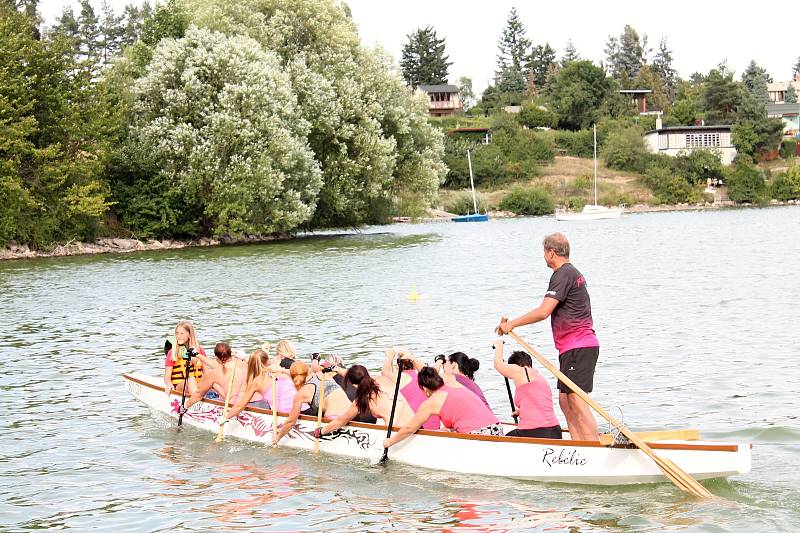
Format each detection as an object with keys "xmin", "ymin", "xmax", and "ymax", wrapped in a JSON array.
[
  {"xmin": 493, "ymin": 339, "xmax": 561, "ymax": 439},
  {"xmin": 383, "ymin": 367, "xmax": 502, "ymax": 451}
]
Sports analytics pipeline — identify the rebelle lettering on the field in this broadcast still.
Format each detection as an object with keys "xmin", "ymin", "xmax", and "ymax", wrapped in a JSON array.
[{"xmin": 542, "ymin": 447, "xmax": 587, "ymax": 467}]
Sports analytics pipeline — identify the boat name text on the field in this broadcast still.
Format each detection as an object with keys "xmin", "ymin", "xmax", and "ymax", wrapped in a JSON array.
[{"xmin": 542, "ymin": 448, "xmax": 587, "ymax": 467}]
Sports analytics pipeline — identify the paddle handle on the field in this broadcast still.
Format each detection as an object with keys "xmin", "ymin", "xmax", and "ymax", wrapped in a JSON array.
[
  {"xmin": 380, "ymin": 357, "xmax": 404, "ymax": 463},
  {"xmin": 315, "ymin": 375, "xmax": 325, "ymax": 453},
  {"xmin": 178, "ymin": 350, "xmax": 191, "ymax": 427},
  {"xmin": 504, "ymin": 377, "xmax": 519, "ymax": 424},
  {"xmin": 507, "ymin": 331, "xmax": 711, "ymax": 498},
  {"xmin": 215, "ymin": 360, "xmax": 237, "ymax": 442},
  {"xmin": 272, "ymin": 373, "xmax": 278, "ymax": 436}
]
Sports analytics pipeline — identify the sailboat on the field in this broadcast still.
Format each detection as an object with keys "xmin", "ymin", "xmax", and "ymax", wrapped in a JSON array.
[
  {"xmin": 452, "ymin": 148, "xmax": 489, "ymax": 222},
  {"xmin": 555, "ymin": 124, "xmax": 624, "ymax": 221}
]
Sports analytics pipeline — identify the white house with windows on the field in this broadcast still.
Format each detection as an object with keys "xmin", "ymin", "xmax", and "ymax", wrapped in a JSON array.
[{"xmin": 644, "ymin": 124, "xmax": 736, "ymax": 165}]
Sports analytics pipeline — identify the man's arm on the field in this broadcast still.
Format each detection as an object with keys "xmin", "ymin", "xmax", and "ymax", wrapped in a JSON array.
[{"xmin": 497, "ymin": 297, "xmax": 559, "ymax": 334}]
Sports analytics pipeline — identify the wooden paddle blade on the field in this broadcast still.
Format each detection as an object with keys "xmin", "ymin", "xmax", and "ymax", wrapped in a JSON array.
[{"xmin": 653, "ymin": 456, "xmax": 713, "ymax": 498}]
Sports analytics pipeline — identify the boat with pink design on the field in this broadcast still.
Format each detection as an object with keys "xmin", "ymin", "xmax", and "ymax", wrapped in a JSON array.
[{"xmin": 124, "ymin": 372, "xmax": 751, "ymax": 486}]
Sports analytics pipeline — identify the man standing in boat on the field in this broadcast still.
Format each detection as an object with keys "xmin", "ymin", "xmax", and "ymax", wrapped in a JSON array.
[{"xmin": 496, "ymin": 232, "xmax": 600, "ymax": 442}]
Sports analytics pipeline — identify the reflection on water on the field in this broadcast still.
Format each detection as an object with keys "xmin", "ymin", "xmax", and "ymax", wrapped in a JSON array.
[{"xmin": 1, "ymin": 208, "xmax": 799, "ymax": 531}]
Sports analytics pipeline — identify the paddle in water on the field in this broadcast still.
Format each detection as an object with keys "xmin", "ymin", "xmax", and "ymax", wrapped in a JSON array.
[
  {"xmin": 215, "ymin": 356, "xmax": 238, "ymax": 442},
  {"xmin": 506, "ymin": 330, "xmax": 713, "ymax": 498},
  {"xmin": 378, "ymin": 353, "xmax": 403, "ymax": 465}
]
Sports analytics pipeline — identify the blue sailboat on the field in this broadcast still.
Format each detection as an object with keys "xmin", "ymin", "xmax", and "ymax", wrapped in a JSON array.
[{"xmin": 452, "ymin": 148, "xmax": 489, "ymax": 223}]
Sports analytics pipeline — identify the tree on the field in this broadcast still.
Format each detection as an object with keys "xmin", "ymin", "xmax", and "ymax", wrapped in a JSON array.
[
  {"xmin": 793, "ymin": 56, "xmax": 800, "ymax": 79},
  {"xmin": 562, "ymin": 39, "xmax": 580, "ymax": 65},
  {"xmin": 495, "ymin": 7, "xmax": 530, "ymax": 94},
  {"xmin": 130, "ymin": 27, "xmax": 323, "ymax": 236},
  {"xmin": 399, "ymin": 25, "xmax": 451, "ymax": 88},
  {"xmin": 549, "ymin": 60, "xmax": 614, "ymax": 130},
  {"xmin": 527, "ymin": 43, "xmax": 556, "ymax": 93},
  {"xmin": 741, "ymin": 60, "xmax": 770, "ymax": 106},
  {"xmin": 652, "ymin": 37, "xmax": 677, "ymax": 102},
  {"xmin": 605, "ymin": 25, "xmax": 647, "ymax": 84},
  {"xmin": 726, "ymin": 161, "xmax": 766, "ymax": 203},
  {"xmin": 786, "ymin": 84, "xmax": 798, "ymax": 104},
  {"xmin": 634, "ymin": 64, "xmax": 669, "ymax": 112},
  {"xmin": 78, "ymin": 0, "xmax": 100, "ymax": 66},
  {"xmin": 457, "ymin": 76, "xmax": 475, "ymax": 110},
  {"xmin": 518, "ymin": 103, "xmax": 557, "ymax": 129},
  {"xmin": 703, "ymin": 64, "xmax": 740, "ymax": 124},
  {"xmin": 99, "ymin": 0, "xmax": 123, "ymax": 65}
]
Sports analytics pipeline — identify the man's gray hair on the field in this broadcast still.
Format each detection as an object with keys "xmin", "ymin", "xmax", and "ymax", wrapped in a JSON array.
[{"xmin": 542, "ymin": 233, "xmax": 570, "ymax": 258}]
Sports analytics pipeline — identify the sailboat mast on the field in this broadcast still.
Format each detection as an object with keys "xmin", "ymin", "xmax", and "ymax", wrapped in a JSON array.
[
  {"xmin": 593, "ymin": 123, "xmax": 598, "ymax": 206},
  {"xmin": 467, "ymin": 148, "xmax": 478, "ymax": 214}
]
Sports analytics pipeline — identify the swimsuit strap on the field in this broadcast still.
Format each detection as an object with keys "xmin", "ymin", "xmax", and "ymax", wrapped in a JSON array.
[{"xmin": 524, "ymin": 367, "xmax": 530, "ymax": 383}]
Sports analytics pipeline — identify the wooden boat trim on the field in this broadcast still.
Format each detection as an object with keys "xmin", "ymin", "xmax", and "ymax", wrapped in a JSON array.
[{"xmin": 125, "ymin": 373, "xmax": 740, "ymax": 453}]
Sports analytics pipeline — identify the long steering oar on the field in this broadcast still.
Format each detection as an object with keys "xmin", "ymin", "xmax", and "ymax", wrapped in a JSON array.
[
  {"xmin": 215, "ymin": 358, "xmax": 238, "ymax": 443},
  {"xmin": 507, "ymin": 331, "xmax": 712, "ymax": 498},
  {"xmin": 378, "ymin": 355, "xmax": 403, "ymax": 465},
  {"xmin": 314, "ymin": 373, "xmax": 326, "ymax": 453}
]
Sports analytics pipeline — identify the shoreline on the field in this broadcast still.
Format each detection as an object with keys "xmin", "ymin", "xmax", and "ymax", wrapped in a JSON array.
[{"xmin": 2, "ymin": 201, "xmax": 797, "ymax": 261}]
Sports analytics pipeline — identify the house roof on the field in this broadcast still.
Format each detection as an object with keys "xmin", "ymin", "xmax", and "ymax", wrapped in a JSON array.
[
  {"xmin": 646, "ymin": 125, "xmax": 733, "ymax": 134},
  {"xmin": 619, "ymin": 89, "xmax": 652, "ymax": 94},
  {"xmin": 418, "ymin": 84, "xmax": 460, "ymax": 93},
  {"xmin": 767, "ymin": 81, "xmax": 800, "ymax": 92},
  {"xmin": 767, "ymin": 102, "xmax": 800, "ymax": 116}
]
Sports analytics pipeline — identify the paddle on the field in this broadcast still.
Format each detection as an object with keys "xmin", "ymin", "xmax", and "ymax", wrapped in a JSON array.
[
  {"xmin": 271, "ymin": 372, "xmax": 278, "ymax": 437},
  {"xmin": 378, "ymin": 354, "xmax": 403, "ymax": 465},
  {"xmin": 177, "ymin": 347, "xmax": 195, "ymax": 427},
  {"xmin": 506, "ymin": 330, "xmax": 713, "ymax": 498},
  {"xmin": 504, "ymin": 377, "xmax": 519, "ymax": 424},
  {"xmin": 214, "ymin": 357, "xmax": 238, "ymax": 443},
  {"xmin": 315, "ymin": 372, "xmax": 326, "ymax": 453}
]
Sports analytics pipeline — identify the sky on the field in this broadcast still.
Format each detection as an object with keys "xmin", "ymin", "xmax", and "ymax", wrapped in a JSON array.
[{"xmin": 38, "ymin": 0, "xmax": 799, "ymax": 96}]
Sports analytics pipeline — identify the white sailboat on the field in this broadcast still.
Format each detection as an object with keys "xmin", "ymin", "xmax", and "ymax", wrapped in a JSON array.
[
  {"xmin": 452, "ymin": 148, "xmax": 489, "ymax": 222},
  {"xmin": 555, "ymin": 124, "xmax": 624, "ymax": 221}
]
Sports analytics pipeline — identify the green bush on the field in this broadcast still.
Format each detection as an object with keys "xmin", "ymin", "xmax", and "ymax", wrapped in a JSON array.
[
  {"xmin": 518, "ymin": 104, "xmax": 557, "ymax": 129},
  {"xmin": 644, "ymin": 164, "xmax": 700, "ymax": 204},
  {"xmin": 443, "ymin": 190, "xmax": 488, "ymax": 215},
  {"xmin": 780, "ymin": 138, "xmax": 797, "ymax": 159},
  {"xmin": 674, "ymin": 149, "xmax": 725, "ymax": 184},
  {"xmin": 725, "ymin": 161, "xmax": 767, "ymax": 204},
  {"xmin": 602, "ymin": 126, "xmax": 651, "ymax": 173},
  {"xmin": 770, "ymin": 165, "xmax": 800, "ymax": 200},
  {"xmin": 549, "ymin": 129, "xmax": 594, "ymax": 157},
  {"xmin": 499, "ymin": 186, "xmax": 554, "ymax": 215}
]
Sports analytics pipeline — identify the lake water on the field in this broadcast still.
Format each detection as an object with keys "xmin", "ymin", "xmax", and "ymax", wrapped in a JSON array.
[{"xmin": 1, "ymin": 207, "xmax": 798, "ymax": 532}]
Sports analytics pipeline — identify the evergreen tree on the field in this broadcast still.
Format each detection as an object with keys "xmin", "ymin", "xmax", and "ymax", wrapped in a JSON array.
[
  {"xmin": 793, "ymin": 56, "xmax": 800, "ymax": 79},
  {"xmin": 605, "ymin": 25, "xmax": 647, "ymax": 85},
  {"xmin": 703, "ymin": 64, "xmax": 740, "ymax": 124},
  {"xmin": 561, "ymin": 39, "xmax": 580, "ymax": 65},
  {"xmin": 495, "ymin": 7, "xmax": 530, "ymax": 94},
  {"xmin": 741, "ymin": 60, "xmax": 770, "ymax": 106},
  {"xmin": 786, "ymin": 84, "xmax": 798, "ymax": 103},
  {"xmin": 527, "ymin": 43, "xmax": 556, "ymax": 92},
  {"xmin": 78, "ymin": 0, "xmax": 100, "ymax": 67},
  {"xmin": 99, "ymin": 0, "xmax": 123, "ymax": 65},
  {"xmin": 51, "ymin": 6, "xmax": 79, "ymax": 43},
  {"xmin": 652, "ymin": 37, "xmax": 677, "ymax": 101},
  {"xmin": 400, "ymin": 25, "xmax": 451, "ymax": 88},
  {"xmin": 457, "ymin": 76, "xmax": 475, "ymax": 109},
  {"xmin": 120, "ymin": 4, "xmax": 141, "ymax": 46}
]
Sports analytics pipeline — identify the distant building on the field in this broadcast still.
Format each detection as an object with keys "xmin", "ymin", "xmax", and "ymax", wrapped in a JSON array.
[
  {"xmin": 644, "ymin": 122, "xmax": 736, "ymax": 165},
  {"xmin": 767, "ymin": 102, "xmax": 800, "ymax": 137},
  {"xmin": 417, "ymin": 84, "xmax": 463, "ymax": 117},
  {"xmin": 767, "ymin": 77, "xmax": 800, "ymax": 104},
  {"xmin": 619, "ymin": 89, "xmax": 653, "ymax": 114},
  {"xmin": 502, "ymin": 105, "xmax": 522, "ymax": 114}
]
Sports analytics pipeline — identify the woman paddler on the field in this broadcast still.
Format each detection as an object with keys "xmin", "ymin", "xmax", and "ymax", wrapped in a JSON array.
[
  {"xmin": 314, "ymin": 364, "xmax": 415, "ymax": 438},
  {"xmin": 383, "ymin": 367, "xmax": 503, "ymax": 451},
  {"xmin": 184, "ymin": 342, "xmax": 247, "ymax": 408},
  {"xmin": 381, "ymin": 349, "xmax": 441, "ymax": 430},
  {"xmin": 221, "ymin": 347, "xmax": 305, "ymax": 423},
  {"xmin": 493, "ymin": 338, "xmax": 562, "ymax": 439},
  {"xmin": 271, "ymin": 361, "xmax": 351, "ymax": 446},
  {"xmin": 163, "ymin": 320, "xmax": 208, "ymax": 396},
  {"xmin": 436, "ymin": 351, "xmax": 492, "ymax": 412}
]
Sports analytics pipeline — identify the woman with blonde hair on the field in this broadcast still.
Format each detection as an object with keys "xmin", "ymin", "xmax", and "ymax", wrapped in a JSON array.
[
  {"xmin": 271, "ymin": 361, "xmax": 351, "ymax": 446},
  {"xmin": 276, "ymin": 340, "xmax": 296, "ymax": 369},
  {"xmin": 163, "ymin": 320, "xmax": 208, "ymax": 396},
  {"xmin": 222, "ymin": 347, "xmax": 305, "ymax": 424}
]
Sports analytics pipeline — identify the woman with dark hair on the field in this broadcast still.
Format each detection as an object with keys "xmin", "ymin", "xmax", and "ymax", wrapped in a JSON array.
[
  {"xmin": 381, "ymin": 349, "xmax": 441, "ymax": 430},
  {"xmin": 437, "ymin": 351, "xmax": 492, "ymax": 412},
  {"xmin": 314, "ymin": 364, "xmax": 415, "ymax": 437},
  {"xmin": 383, "ymin": 366, "xmax": 502, "ymax": 450},
  {"xmin": 493, "ymin": 338, "xmax": 561, "ymax": 439}
]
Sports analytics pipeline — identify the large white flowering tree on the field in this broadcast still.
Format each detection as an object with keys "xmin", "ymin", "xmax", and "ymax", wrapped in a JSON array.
[{"xmin": 130, "ymin": 26, "xmax": 322, "ymax": 235}]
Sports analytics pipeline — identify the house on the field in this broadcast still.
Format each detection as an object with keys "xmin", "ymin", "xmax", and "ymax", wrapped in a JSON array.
[
  {"xmin": 619, "ymin": 89, "xmax": 653, "ymax": 114},
  {"xmin": 644, "ymin": 120, "xmax": 737, "ymax": 165},
  {"xmin": 417, "ymin": 84, "xmax": 463, "ymax": 117},
  {"xmin": 767, "ymin": 102, "xmax": 800, "ymax": 137},
  {"xmin": 767, "ymin": 77, "xmax": 800, "ymax": 104}
]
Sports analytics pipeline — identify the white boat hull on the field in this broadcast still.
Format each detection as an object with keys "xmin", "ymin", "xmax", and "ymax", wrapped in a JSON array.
[
  {"xmin": 555, "ymin": 206, "xmax": 624, "ymax": 221},
  {"xmin": 125, "ymin": 373, "xmax": 750, "ymax": 486}
]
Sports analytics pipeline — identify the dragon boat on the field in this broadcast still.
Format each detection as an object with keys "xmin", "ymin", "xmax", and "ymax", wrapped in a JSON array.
[{"xmin": 124, "ymin": 372, "xmax": 751, "ymax": 486}]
